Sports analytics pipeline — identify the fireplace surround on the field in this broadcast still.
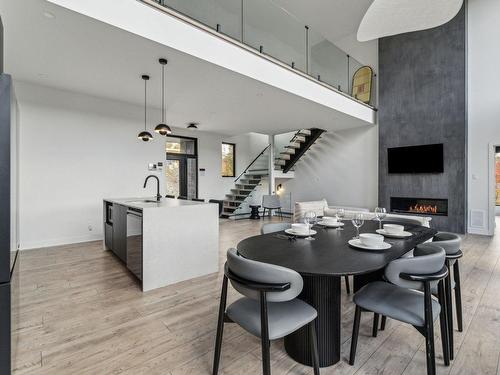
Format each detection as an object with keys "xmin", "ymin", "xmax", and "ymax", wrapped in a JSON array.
[{"xmin": 390, "ymin": 197, "xmax": 448, "ymax": 216}]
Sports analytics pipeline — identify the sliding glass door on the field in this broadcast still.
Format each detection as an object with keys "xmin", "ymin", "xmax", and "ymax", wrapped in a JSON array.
[{"xmin": 166, "ymin": 136, "xmax": 198, "ymax": 199}]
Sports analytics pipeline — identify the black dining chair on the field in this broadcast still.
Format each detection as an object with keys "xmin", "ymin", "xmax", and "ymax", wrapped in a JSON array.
[
  {"xmin": 192, "ymin": 198, "xmax": 205, "ymax": 202},
  {"xmin": 432, "ymin": 232, "xmax": 463, "ymax": 360},
  {"xmin": 213, "ymin": 248, "xmax": 320, "ymax": 375},
  {"xmin": 349, "ymin": 243, "xmax": 450, "ymax": 375},
  {"xmin": 177, "ymin": 195, "xmax": 187, "ymax": 200},
  {"xmin": 165, "ymin": 194, "xmax": 175, "ymax": 198}
]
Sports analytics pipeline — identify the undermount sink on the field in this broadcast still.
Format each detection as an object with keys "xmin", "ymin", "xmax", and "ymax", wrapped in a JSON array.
[{"xmin": 125, "ymin": 199, "xmax": 160, "ymax": 204}]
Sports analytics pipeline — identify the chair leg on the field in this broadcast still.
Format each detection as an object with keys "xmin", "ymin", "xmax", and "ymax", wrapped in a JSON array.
[
  {"xmin": 212, "ymin": 276, "xmax": 228, "ymax": 375},
  {"xmin": 437, "ymin": 280, "xmax": 450, "ymax": 366},
  {"xmin": 309, "ymin": 322, "xmax": 320, "ymax": 375},
  {"xmin": 349, "ymin": 306, "xmax": 362, "ymax": 365},
  {"xmin": 262, "ymin": 208, "xmax": 266, "ymax": 218},
  {"xmin": 445, "ymin": 260, "xmax": 454, "ymax": 360},
  {"xmin": 344, "ymin": 275, "xmax": 351, "ymax": 294},
  {"xmin": 372, "ymin": 313, "xmax": 380, "ymax": 337},
  {"xmin": 423, "ymin": 282, "xmax": 436, "ymax": 375},
  {"xmin": 453, "ymin": 261, "xmax": 463, "ymax": 332},
  {"xmin": 380, "ymin": 315, "xmax": 387, "ymax": 331},
  {"xmin": 260, "ymin": 292, "xmax": 271, "ymax": 375}
]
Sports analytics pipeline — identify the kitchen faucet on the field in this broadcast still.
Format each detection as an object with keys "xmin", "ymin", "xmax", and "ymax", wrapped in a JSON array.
[{"xmin": 143, "ymin": 175, "xmax": 162, "ymax": 202}]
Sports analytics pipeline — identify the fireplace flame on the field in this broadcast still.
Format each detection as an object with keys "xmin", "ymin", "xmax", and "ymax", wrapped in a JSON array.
[{"xmin": 409, "ymin": 204, "xmax": 438, "ymax": 214}]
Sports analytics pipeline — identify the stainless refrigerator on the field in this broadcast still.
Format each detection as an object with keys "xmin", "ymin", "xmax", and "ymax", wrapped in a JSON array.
[{"xmin": 0, "ymin": 15, "xmax": 20, "ymax": 373}]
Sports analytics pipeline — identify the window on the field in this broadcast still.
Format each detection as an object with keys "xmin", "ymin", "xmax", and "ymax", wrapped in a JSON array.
[{"xmin": 221, "ymin": 142, "xmax": 235, "ymax": 177}]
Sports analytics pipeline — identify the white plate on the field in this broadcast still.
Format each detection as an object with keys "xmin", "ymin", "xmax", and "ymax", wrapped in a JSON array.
[
  {"xmin": 348, "ymin": 239, "xmax": 392, "ymax": 251},
  {"xmin": 375, "ymin": 229, "xmax": 413, "ymax": 238},
  {"xmin": 285, "ymin": 229, "xmax": 318, "ymax": 237},
  {"xmin": 317, "ymin": 221, "xmax": 345, "ymax": 228}
]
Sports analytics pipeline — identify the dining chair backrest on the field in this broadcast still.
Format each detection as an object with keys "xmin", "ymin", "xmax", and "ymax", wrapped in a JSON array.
[
  {"xmin": 177, "ymin": 196, "xmax": 187, "ymax": 200},
  {"xmin": 260, "ymin": 223, "xmax": 291, "ymax": 234},
  {"xmin": 432, "ymin": 232, "xmax": 461, "ymax": 255},
  {"xmin": 382, "ymin": 216, "xmax": 422, "ymax": 227},
  {"xmin": 226, "ymin": 248, "xmax": 303, "ymax": 302},
  {"xmin": 262, "ymin": 195, "xmax": 281, "ymax": 209},
  {"xmin": 192, "ymin": 198, "xmax": 205, "ymax": 202},
  {"xmin": 384, "ymin": 243, "xmax": 445, "ymax": 290},
  {"xmin": 165, "ymin": 194, "xmax": 175, "ymax": 199}
]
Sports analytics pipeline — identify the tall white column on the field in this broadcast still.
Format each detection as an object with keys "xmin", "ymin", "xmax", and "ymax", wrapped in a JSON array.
[{"xmin": 268, "ymin": 134, "xmax": 275, "ymax": 194}]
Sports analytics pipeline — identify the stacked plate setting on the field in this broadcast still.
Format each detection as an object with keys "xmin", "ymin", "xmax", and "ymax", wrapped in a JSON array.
[
  {"xmin": 317, "ymin": 216, "xmax": 345, "ymax": 228},
  {"xmin": 376, "ymin": 224, "xmax": 412, "ymax": 238},
  {"xmin": 349, "ymin": 233, "xmax": 391, "ymax": 251},
  {"xmin": 285, "ymin": 223, "xmax": 317, "ymax": 237}
]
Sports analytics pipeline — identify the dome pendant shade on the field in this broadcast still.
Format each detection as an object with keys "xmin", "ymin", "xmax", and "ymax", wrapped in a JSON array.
[
  {"xmin": 138, "ymin": 74, "xmax": 153, "ymax": 142},
  {"xmin": 154, "ymin": 123, "xmax": 172, "ymax": 135},
  {"xmin": 138, "ymin": 131, "xmax": 153, "ymax": 141}
]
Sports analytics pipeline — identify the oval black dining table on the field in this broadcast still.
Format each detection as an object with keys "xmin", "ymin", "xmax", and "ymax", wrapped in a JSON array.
[{"xmin": 237, "ymin": 220, "xmax": 437, "ymax": 368}]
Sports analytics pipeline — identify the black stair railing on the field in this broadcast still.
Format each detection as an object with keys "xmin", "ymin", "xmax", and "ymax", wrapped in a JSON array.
[{"xmin": 234, "ymin": 144, "xmax": 270, "ymax": 183}]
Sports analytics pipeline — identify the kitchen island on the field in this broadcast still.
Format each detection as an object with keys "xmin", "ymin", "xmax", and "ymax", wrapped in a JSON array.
[{"xmin": 103, "ymin": 197, "xmax": 219, "ymax": 291}]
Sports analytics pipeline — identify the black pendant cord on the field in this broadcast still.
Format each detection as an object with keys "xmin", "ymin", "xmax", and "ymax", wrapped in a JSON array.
[
  {"xmin": 144, "ymin": 78, "xmax": 147, "ymax": 131},
  {"xmin": 161, "ymin": 63, "xmax": 165, "ymax": 124}
]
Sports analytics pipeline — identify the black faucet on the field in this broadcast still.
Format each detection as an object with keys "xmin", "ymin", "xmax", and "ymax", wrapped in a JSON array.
[{"xmin": 143, "ymin": 175, "xmax": 162, "ymax": 202}]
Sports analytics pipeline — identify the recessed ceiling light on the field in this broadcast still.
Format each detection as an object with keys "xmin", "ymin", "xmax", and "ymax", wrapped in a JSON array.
[{"xmin": 43, "ymin": 11, "xmax": 55, "ymax": 19}]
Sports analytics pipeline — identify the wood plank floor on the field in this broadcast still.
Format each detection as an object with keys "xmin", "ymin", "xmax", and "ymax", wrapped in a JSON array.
[{"xmin": 11, "ymin": 217, "xmax": 500, "ymax": 374}]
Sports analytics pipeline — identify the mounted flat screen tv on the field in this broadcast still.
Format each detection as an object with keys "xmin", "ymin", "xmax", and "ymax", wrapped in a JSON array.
[{"xmin": 388, "ymin": 144, "xmax": 444, "ymax": 173}]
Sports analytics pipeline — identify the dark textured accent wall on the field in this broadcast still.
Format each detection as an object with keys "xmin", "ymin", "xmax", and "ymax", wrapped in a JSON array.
[{"xmin": 378, "ymin": 6, "xmax": 467, "ymax": 233}]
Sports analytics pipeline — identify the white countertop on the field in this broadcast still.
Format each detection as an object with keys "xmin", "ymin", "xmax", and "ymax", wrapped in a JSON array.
[{"xmin": 104, "ymin": 197, "xmax": 207, "ymax": 210}]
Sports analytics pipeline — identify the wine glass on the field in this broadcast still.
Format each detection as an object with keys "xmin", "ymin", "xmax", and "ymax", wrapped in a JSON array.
[
  {"xmin": 352, "ymin": 213, "xmax": 365, "ymax": 239},
  {"xmin": 336, "ymin": 208, "xmax": 345, "ymax": 230},
  {"xmin": 374, "ymin": 207, "xmax": 387, "ymax": 230},
  {"xmin": 304, "ymin": 211, "xmax": 317, "ymax": 241}
]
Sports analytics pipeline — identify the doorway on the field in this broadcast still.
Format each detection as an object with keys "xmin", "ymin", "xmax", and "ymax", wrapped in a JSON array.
[{"xmin": 165, "ymin": 135, "xmax": 198, "ymax": 199}]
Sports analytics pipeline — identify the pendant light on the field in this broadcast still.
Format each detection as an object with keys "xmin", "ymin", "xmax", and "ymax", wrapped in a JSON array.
[
  {"xmin": 138, "ymin": 75, "xmax": 153, "ymax": 142},
  {"xmin": 154, "ymin": 58, "xmax": 172, "ymax": 136}
]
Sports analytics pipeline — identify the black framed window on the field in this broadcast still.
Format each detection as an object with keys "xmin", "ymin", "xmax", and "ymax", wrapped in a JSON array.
[
  {"xmin": 166, "ymin": 135, "xmax": 198, "ymax": 199},
  {"xmin": 221, "ymin": 142, "xmax": 235, "ymax": 177}
]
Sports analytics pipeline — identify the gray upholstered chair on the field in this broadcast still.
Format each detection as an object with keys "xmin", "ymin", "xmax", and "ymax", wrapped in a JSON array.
[
  {"xmin": 262, "ymin": 195, "xmax": 283, "ymax": 219},
  {"xmin": 350, "ymin": 243, "xmax": 449, "ymax": 374},
  {"xmin": 213, "ymin": 249, "xmax": 319, "ymax": 375},
  {"xmin": 432, "ymin": 232, "xmax": 463, "ymax": 360},
  {"xmin": 260, "ymin": 222, "xmax": 291, "ymax": 234},
  {"xmin": 165, "ymin": 194, "xmax": 175, "ymax": 198}
]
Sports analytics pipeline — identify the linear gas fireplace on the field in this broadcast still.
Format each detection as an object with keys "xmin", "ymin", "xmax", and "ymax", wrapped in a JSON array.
[{"xmin": 390, "ymin": 197, "xmax": 448, "ymax": 216}]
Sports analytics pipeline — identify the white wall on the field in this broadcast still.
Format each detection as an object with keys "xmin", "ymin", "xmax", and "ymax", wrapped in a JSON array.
[
  {"xmin": 15, "ymin": 81, "xmax": 260, "ymax": 249},
  {"xmin": 280, "ymin": 126, "xmax": 378, "ymax": 211},
  {"xmin": 467, "ymin": 0, "xmax": 500, "ymax": 235}
]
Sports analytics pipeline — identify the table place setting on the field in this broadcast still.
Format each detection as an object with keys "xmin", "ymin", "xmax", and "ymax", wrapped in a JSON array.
[
  {"xmin": 285, "ymin": 223, "xmax": 317, "ymax": 238},
  {"xmin": 376, "ymin": 223, "xmax": 413, "ymax": 238},
  {"xmin": 348, "ymin": 233, "xmax": 392, "ymax": 251},
  {"xmin": 316, "ymin": 216, "xmax": 345, "ymax": 228}
]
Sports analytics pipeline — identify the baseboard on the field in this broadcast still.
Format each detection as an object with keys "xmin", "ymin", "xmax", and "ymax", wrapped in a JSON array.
[
  {"xmin": 20, "ymin": 234, "xmax": 103, "ymax": 251},
  {"xmin": 467, "ymin": 227, "xmax": 491, "ymax": 236}
]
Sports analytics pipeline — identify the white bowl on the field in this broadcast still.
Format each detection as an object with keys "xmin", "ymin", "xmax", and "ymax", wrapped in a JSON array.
[
  {"xmin": 359, "ymin": 233, "xmax": 384, "ymax": 247},
  {"xmin": 383, "ymin": 224, "xmax": 404, "ymax": 234},
  {"xmin": 292, "ymin": 223, "xmax": 309, "ymax": 234},
  {"xmin": 322, "ymin": 216, "xmax": 338, "ymax": 223}
]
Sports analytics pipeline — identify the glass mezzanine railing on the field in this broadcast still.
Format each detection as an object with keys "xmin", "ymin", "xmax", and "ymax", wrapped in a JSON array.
[{"xmin": 145, "ymin": 0, "xmax": 377, "ymax": 107}]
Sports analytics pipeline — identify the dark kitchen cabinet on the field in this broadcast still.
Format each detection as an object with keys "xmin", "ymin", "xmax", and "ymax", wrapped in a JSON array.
[
  {"xmin": 111, "ymin": 204, "xmax": 127, "ymax": 263},
  {"xmin": 104, "ymin": 223, "xmax": 113, "ymax": 250}
]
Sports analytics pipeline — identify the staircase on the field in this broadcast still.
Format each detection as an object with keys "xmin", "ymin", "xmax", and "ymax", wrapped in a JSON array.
[
  {"xmin": 221, "ymin": 145, "xmax": 270, "ymax": 219},
  {"xmin": 275, "ymin": 128, "xmax": 326, "ymax": 173}
]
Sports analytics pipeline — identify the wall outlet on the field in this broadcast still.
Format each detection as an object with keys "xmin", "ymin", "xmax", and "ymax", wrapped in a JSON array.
[{"xmin": 88, "ymin": 225, "xmax": 93, "ymax": 232}]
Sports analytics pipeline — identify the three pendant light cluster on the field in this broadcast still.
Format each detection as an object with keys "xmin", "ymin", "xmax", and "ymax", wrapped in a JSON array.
[{"xmin": 138, "ymin": 58, "xmax": 172, "ymax": 142}]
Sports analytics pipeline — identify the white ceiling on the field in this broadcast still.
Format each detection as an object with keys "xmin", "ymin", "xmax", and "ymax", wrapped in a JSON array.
[
  {"xmin": 357, "ymin": 0, "xmax": 464, "ymax": 41},
  {"xmin": 0, "ymin": 0, "xmax": 373, "ymax": 135},
  {"xmin": 273, "ymin": 0, "xmax": 374, "ymax": 43}
]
